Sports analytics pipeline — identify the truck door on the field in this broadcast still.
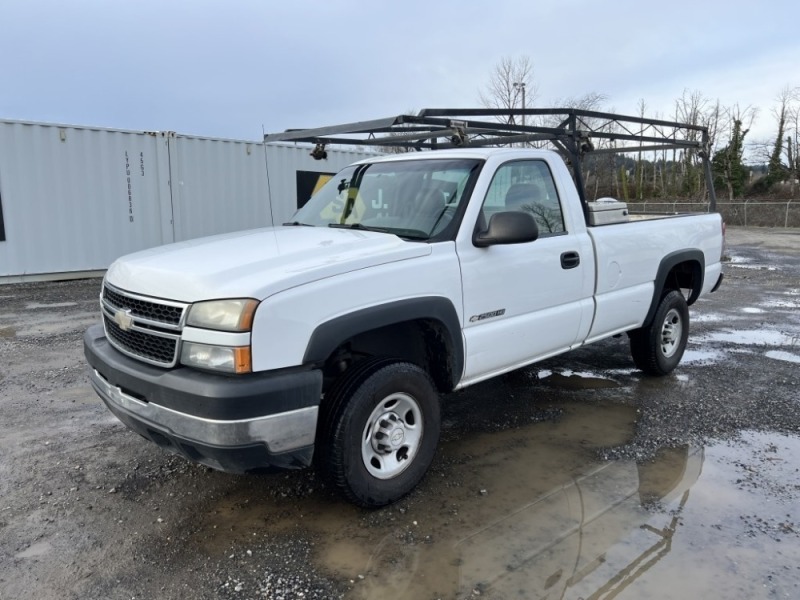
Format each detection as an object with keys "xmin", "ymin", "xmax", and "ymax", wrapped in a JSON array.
[{"xmin": 456, "ymin": 159, "xmax": 594, "ymax": 383}]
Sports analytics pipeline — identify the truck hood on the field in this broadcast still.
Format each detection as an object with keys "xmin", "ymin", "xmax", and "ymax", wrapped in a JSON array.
[{"xmin": 105, "ymin": 226, "xmax": 431, "ymax": 301}]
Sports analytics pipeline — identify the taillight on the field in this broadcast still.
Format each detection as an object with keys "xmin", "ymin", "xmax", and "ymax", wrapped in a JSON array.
[{"xmin": 721, "ymin": 220, "xmax": 726, "ymax": 261}]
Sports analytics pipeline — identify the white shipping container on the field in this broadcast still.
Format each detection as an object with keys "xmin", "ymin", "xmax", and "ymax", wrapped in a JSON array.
[
  {"xmin": 0, "ymin": 121, "xmax": 169, "ymax": 279},
  {"xmin": 0, "ymin": 119, "xmax": 377, "ymax": 281},
  {"xmin": 167, "ymin": 135, "xmax": 271, "ymax": 243}
]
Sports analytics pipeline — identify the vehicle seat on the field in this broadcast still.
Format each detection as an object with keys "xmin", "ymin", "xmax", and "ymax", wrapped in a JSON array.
[
  {"xmin": 414, "ymin": 180, "xmax": 458, "ymax": 230},
  {"xmin": 504, "ymin": 183, "xmax": 543, "ymax": 210}
]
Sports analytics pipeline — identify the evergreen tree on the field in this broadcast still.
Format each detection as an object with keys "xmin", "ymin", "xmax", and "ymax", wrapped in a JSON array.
[
  {"xmin": 766, "ymin": 109, "xmax": 787, "ymax": 186},
  {"xmin": 764, "ymin": 87, "xmax": 795, "ymax": 188},
  {"xmin": 712, "ymin": 119, "xmax": 748, "ymax": 199}
]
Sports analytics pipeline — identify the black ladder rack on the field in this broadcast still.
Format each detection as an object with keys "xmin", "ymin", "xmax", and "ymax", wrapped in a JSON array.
[{"xmin": 263, "ymin": 108, "xmax": 716, "ymax": 211}]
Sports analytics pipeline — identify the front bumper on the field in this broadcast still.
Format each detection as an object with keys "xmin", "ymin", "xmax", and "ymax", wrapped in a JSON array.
[{"xmin": 84, "ymin": 324, "xmax": 323, "ymax": 472}]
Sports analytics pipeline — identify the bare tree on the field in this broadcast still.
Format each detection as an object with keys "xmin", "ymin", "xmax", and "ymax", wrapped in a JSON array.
[
  {"xmin": 673, "ymin": 89, "xmax": 721, "ymax": 198},
  {"xmin": 788, "ymin": 98, "xmax": 800, "ymax": 193},
  {"xmin": 520, "ymin": 203, "xmax": 563, "ymax": 233},
  {"xmin": 550, "ymin": 91, "xmax": 607, "ymax": 112},
  {"xmin": 765, "ymin": 86, "xmax": 799, "ymax": 186},
  {"xmin": 478, "ymin": 56, "xmax": 539, "ymax": 123},
  {"xmin": 531, "ymin": 91, "xmax": 608, "ymax": 154}
]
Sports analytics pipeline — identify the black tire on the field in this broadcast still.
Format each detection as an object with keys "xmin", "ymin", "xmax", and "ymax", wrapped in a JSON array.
[
  {"xmin": 629, "ymin": 290, "xmax": 689, "ymax": 376},
  {"xmin": 317, "ymin": 358, "xmax": 440, "ymax": 508}
]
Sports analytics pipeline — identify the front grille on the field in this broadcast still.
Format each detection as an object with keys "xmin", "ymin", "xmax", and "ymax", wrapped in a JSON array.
[
  {"xmin": 104, "ymin": 314, "xmax": 179, "ymax": 366},
  {"xmin": 101, "ymin": 283, "xmax": 187, "ymax": 368},
  {"xmin": 103, "ymin": 285, "xmax": 183, "ymax": 326}
]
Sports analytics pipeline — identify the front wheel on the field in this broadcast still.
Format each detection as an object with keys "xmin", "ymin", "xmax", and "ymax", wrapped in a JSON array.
[
  {"xmin": 318, "ymin": 359, "xmax": 440, "ymax": 508},
  {"xmin": 629, "ymin": 290, "xmax": 690, "ymax": 376}
]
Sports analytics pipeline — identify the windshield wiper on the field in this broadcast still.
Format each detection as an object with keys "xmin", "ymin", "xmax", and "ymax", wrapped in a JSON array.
[
  {"xmin": 328, "ymin": 223, "xmax": 429, "ymax": 240},
  {"xmin": 328, "ymin": 223, "xmax": 389, "ymax": 233},
  {"xmin": 282, "ymin": 221, "xmax": 315, "ymax": 227}
]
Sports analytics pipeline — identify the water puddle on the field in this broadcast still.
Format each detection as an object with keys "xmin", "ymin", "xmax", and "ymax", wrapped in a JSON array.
[
  {"xmin": 760, "ymin": 298, "xmax": 800, "ymax": 310},
  {"xmin": 15, "ymin": 540, "xmax": 53, "ymax": 559},
  {"xmin": 537, "ymin": 369, "xmax": 620, "ymax": 389},
  {"xmin": 726, "ymin": 255, "xmax": 752, "ymax": 264},
  {"xmin": 25, "ymin": 302, "xmax": 79, "ymax": 310},
  {"xmin": 597, "ymin": 432, "xmax": 800, "ymax": 600},
  {"xmin": 690, "ymin": 311, "xmax": 724, "ymax": 323},
  {"xmin": 727, "ymin": 264, "xmax": 778, "ymax": 271},
  {"xmin": 741, "ymin": 307, "xmax": 765, "ymax": 314},
  {"xmin": 0, "ymin": 326, "xmax": 16, "ymax": 338},
  {"xmin": 188, "ymin": 404, "xmax": 637, "ymax": 596},
  {"xmin": 725, "ymin": 255, "xmax": 779, "ymax": 271},
  {"xmin": 697, "ymin": 328, "xmax": 798, "ymax": 347},
  {"xmin": 765, "ymin": 350, "xmax": 800, "ymax": 364},
  {"xmin": 603, "ymin": 368, "xmax": 638, "ymax": 377},
  {"xmin": 681, "ymin": 349, "xmax": 725, "ymax": 364},
  {"xmin": 183, "ymin": 409, "xmax": 800, "ymax": 599},
  {"xmin": 342, "ymin": 432, "xmax": 800, "ymax": 600}
]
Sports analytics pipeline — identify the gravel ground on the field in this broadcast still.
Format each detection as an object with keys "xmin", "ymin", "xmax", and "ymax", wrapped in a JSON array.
[{"xmin": 1, "ymin": 226, "xmax": 799, "ymax": 599}]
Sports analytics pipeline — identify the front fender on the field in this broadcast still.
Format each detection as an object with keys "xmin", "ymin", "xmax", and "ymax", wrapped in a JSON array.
[{"xmin": 303, "ymin": 296, "xmax": 464, "ymax": 386}]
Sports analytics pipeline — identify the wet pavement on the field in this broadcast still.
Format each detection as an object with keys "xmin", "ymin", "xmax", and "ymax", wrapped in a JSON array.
[{"xmin": 1, "ymin": 227, "xmax": 799, "ymax": 599}]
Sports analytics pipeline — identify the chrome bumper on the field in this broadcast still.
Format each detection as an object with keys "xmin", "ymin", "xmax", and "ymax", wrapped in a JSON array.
[{"xmin": 90, "ymin": 367, "xmax": 318, "ymax": 456}]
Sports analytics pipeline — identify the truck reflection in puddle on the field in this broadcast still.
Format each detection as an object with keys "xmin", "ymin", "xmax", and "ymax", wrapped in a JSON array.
[
  {"xmin": 347, "ymin": 408, "xmax": 703, "ymax": 600},
  {"xmin": 453, "ymin": 445, "xmax": 701, "ymax": 599}
]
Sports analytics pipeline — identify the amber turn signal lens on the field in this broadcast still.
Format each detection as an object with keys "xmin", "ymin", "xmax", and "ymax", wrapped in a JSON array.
[
  {"xmin": 233, "ymin": 346, "xmax": 252, "ymax": 374},
  {"xmin": 237, "ymin": 300, "xmax": 259, "ymax": 331}
]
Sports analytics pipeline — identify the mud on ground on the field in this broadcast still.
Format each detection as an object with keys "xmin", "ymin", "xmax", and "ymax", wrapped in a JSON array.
[{"xmin": 1, "ymin": 227, "xmax": 799, "ymax": 599}]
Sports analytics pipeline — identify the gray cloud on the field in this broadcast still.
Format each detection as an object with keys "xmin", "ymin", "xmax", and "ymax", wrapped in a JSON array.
[{"xmin": 2, "ymin": 0, "xmax": 798, "ymax": 143}]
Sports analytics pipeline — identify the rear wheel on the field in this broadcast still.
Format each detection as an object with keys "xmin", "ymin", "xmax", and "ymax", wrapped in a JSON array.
[
  {"xmin": 317, "ymin": 358, "xmax": 440, "ymax": 507},
  {"xmin": 629, "ymin": 290, "xmax": 689, "ymax": 376}
]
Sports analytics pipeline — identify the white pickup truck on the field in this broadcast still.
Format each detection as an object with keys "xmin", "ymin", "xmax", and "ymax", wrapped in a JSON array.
[{"xmin": 84, "ymin": 114, "xmax": 724, "ymax": 507}]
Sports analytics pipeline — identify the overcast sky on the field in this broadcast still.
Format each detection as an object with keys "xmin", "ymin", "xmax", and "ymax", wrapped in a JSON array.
[{"xmin": 1, "ymin": 0, "xmax": 798, "ymax": 147}]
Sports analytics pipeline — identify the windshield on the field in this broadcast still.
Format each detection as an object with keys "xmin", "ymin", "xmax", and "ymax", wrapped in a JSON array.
[{"xmin": 289, "ymin": 158, "xmax": 481, "ymax": 240}]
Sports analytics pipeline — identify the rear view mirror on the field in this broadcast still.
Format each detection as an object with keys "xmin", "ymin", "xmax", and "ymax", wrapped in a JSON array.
[{"xmin": 473, "ymin": 211, "xmax": 539, "ymax": 248}]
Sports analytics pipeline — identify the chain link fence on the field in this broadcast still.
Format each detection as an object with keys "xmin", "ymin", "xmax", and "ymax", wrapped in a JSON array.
[{"xmin": 631, "ymin": 200, "xmax": 800, "ymax": 228}]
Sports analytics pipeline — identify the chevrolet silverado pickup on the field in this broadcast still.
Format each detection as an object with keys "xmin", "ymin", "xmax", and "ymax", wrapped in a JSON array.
[{"xmin": 84, "ymin": 110, "xmax": 724, "ymax": 507}]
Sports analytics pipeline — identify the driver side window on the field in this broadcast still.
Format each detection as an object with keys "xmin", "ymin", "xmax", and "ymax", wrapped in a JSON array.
[{"xmin": 481, "ymin": 160, "xmax": 565, "ymax": 236}]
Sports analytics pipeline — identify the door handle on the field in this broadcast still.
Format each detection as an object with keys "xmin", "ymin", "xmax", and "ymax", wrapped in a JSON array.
[{"xmin": 561, "ymin": 251, "xmax": 580, "ymax": 269}]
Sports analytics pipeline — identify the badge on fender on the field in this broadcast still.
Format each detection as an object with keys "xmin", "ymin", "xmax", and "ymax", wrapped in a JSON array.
[{"xmin": 469, "ymin": 309, "xmax": 506, "ymax": 323}]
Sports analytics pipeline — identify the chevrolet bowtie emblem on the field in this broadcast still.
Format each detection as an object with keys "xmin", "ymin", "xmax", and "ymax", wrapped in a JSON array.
[{"xmin": 114, "ymin": 308, "xmax": 134, "ymax": 331}]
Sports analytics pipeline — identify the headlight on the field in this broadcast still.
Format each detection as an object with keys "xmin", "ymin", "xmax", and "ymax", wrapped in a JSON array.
[
  {"xmin": 186, "ymin": 299, "xmax": 258, "ymax": 332},
  {"xmin": 180, "ymin": 342, "xmax": 251, "ymax": 374}
]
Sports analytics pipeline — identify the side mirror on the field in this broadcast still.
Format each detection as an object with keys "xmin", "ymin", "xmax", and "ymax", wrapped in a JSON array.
[{"xmin": 473, "ymin": 211, "xmax": 539, "ymax": 248}]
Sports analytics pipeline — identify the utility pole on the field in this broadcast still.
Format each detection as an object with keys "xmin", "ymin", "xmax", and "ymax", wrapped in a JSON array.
[
  {"xmin": 513, "ymin": 82, "xmax": 526, "ymax": 127},
  {"xmin": 513, "ymin": 82, "xmax": 526, "ymax": 147}
]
